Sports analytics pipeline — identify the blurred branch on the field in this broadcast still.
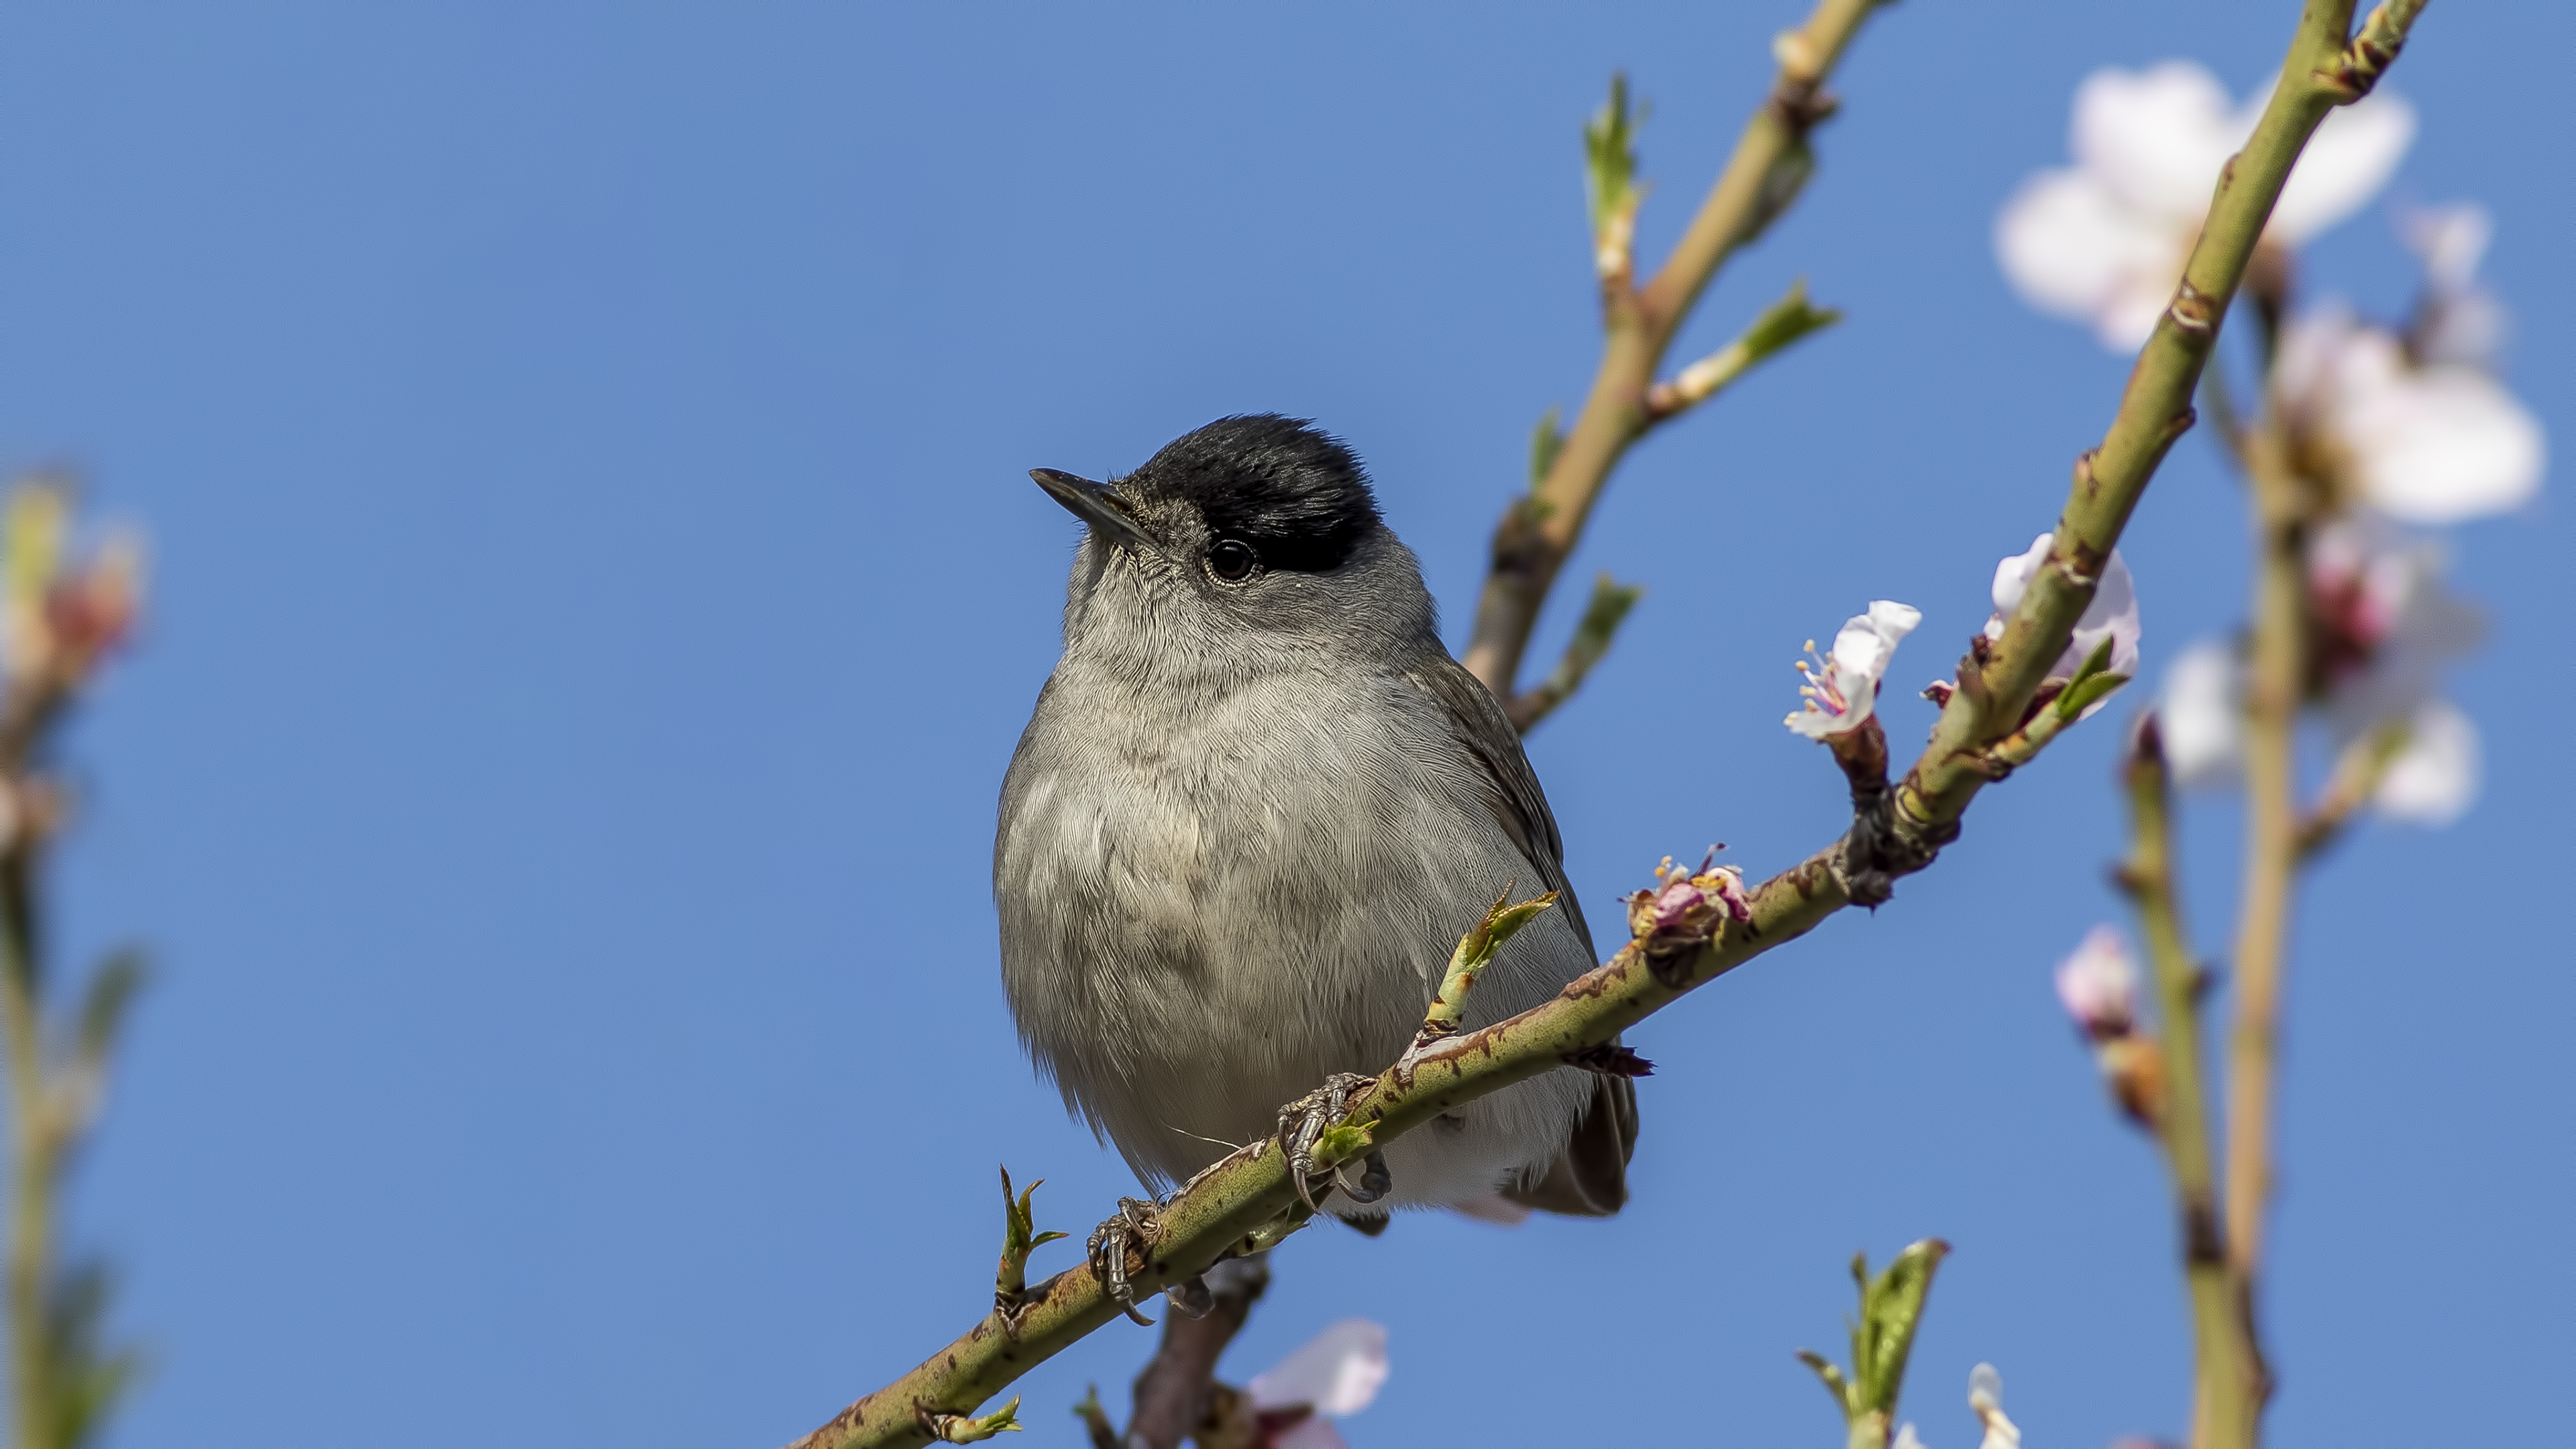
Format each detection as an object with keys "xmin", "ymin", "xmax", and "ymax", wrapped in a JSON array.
[
  {"xmin": 1505, "ymin": 574, "xmax": 1643, "ymax": 733},
  {"xmin": 1104, "ymin": 1256, "xmax": 1271, "ymax": 1449},
  {"xmin": 1460, "ymin": 0, "xmax": 1881, "ymax": 709},
  {"xmin": 2294, "ymin": 718, "xmax": 2409, "ymax": 859},
  {"xmin": 0, "ymin": 479, "xmax": 146, "ymax": 1449},
  {"xmin": 783, "ymin": 5, "xmax": 2426, "ymax": 1446},
  {"xmin": 2116, "ymin": 721, "xmax": 2262, "ymax": 1449}
]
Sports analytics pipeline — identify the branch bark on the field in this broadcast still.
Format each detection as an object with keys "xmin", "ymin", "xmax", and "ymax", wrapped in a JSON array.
[{"xmin": 785, "ymin": 4, "xmax": 2426, "ymax": 1446}]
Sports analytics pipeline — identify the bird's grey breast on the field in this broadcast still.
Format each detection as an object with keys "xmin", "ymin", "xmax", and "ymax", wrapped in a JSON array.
[{"xmin": 994, "ymin": 652, "xmax": 1589, "ymax": 1185}]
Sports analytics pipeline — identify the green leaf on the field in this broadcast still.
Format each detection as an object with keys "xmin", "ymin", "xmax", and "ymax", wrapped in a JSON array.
[
  {"xmin": 2063, "ymin": 633, "xmax": 2116, "ymax": 688},
  {"xmin": 73, "ymin": 950, "xmax": 148, "ymax": 1073},
  {"xmin": 1853, "ymin": 1239, "xmax": 1948, "ymax": 1415},
  {"xmin": 934, "ymin": 1395, "xmax": 1026, "ymax": 1442},
  {"xmin": 2053, "ymin": 670, "xmax": 2131, "ymax": 722},
  {"xmin": 1527, "ymin": 407, "xmax": 1564, "ymax": 489},
  {"xmin": 1582, "ymin": 74, "xmax": 1644, "ymax": 235},
  {"xmin": 1796, "ymin": 1348, "xmax": 1855, "ymax": 1420},
  {"xmin": 1739, "ymin": 279, "xmax": 1842, "ymax": 365},
  {"xmin": 1311, "ymin": 1121, "xmax": 1374, "ymax": 1169}
]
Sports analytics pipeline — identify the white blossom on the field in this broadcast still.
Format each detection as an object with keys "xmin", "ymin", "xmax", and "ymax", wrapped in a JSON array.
[
  {"xmin": 1248, "ymin": 1319, "xmax": 1389, "ymax": 1449},
  {"xmin": 2277, "ymin": 301, "xmax": 2544, "ymax": 525},
  {"xmin": 2373, "ymin": 698, "xmax": 2479, "ymax": 825},
  {"xmin": 2310, "ymin": 517, "xmax": 2480, "ymax": 751},
  {"xmin": 1984, "ymin": 533, "xmax": 2141, "ymax": 708},
  {"xmin": 2166, "ymin": 522, "xmax": 2483, "ymax": 826},
  {"xmin": 2160, "ymin": 638, "xmax": 2245, "ymax": 788},
  {"xmin": 2055, "ymin": 925, "xmax": 2140, "ymax": 1039},
  {"xmin": 1786, "ymin": 600, "xmax": 1923, "ymax": 739},
  {"xmin": 1995, "ymin": 61, "xmax": 2414, "ymax": 350}
]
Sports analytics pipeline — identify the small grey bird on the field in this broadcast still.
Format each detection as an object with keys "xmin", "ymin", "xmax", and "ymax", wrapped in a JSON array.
[{"xmin": 995, "ymin": 415, "xmax": 1636, "ymax": 1240}]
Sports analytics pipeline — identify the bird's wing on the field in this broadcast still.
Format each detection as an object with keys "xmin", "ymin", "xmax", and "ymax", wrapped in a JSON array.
[
  {"xmin": 1399, "ymin": 655, "xmax": 1595, "ymax": 958},
  {"xmin": 1402, "ymin": 657, "xmax": 1636, "ymax": 1220}
]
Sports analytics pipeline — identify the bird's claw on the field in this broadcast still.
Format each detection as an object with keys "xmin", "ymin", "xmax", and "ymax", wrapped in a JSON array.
[
  {"xmin": 1275, "ymin": 1073, "xmax": 1386, "ymax": 1214},
  {"xmin": 1340, "ymin": 1149, "xmax": 1392, "ymax": 1205},
  {"xmin": 1086, "ymin": 1197, "xmax": 1163, "ymax": 1327}
]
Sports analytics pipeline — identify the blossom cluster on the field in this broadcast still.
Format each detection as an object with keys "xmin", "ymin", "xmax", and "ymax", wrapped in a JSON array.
[{"xmin": 1998, "ymin": 60, "xmax": 2542, "ymax": 825}]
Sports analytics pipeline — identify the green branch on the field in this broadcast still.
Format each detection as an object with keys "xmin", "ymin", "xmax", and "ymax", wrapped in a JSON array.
[{"xmin": 2117, "ymin": 721, "xmax": 2260, "ymax": 1449}]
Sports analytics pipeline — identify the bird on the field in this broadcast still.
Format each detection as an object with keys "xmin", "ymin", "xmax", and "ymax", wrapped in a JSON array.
[{"xmin": 993, "ymin": 414, "xmax": 1636, "ymax": 1269}]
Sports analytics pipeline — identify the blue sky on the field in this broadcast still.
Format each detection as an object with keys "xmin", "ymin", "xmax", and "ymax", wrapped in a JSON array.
[{"xmin": 0, "ymin": 2, "xmax": 2564, "ymax": 1446}]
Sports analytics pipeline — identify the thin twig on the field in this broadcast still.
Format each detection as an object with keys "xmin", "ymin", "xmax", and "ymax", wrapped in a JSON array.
[
  {"xmin": 2118, "ymin": 720, "xmax": 2261, "ymax": 1449},
  {"xmin": 1458, "ymin": 0, "xmax": 1883, "ymax": 702},
  {"xmin": 1507, "ymin": 575, "xmax": 1642, "ymax": 733},
  {"xmin": 2294, "ymin": 718, "xmax": 2409, "ymax": 859}
]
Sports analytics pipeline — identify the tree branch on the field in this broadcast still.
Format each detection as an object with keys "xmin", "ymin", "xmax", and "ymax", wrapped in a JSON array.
[
  {"xmin": 782, "ymin": 5, "xmax": 2427, "ymax": 1446},
  {"xmin": 1114, "ymin": 1257, "xmax": 1270, "ymax": 1449},
  {"xmin": 1459, "ymin": 0, "xmax": 1884, "ymax": 702},
  {"xmin": 1884, "ymin": 0, "xmax": 2408, "ymax": 867},
  {"xmin": 2117, "ymin": 720, "xmax": 2261, "ymax": 1449}
]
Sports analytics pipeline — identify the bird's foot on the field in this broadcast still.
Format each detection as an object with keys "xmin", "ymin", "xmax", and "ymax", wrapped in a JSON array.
[
  {"xmin": 1086, "ymin": 1197, "xmax": 1163, "ymax": 1327},
  {"xmin": 1275, "ymin": 1073, "xmax": 1391, "ymax": 1213}
]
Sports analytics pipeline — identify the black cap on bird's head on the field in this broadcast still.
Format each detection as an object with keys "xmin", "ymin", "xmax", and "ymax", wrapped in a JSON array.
[{"xmin": 1030, "ymin": 415, "xmax": 1384, "ymax": 581}]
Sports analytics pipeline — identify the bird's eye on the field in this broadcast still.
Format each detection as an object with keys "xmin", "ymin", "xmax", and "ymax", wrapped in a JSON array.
[{"xmin": 1208, "ymin": 539, "xmax": 1260, "ymax": 582}]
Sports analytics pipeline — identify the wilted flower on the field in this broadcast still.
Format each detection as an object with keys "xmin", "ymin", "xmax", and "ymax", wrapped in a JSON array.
[
  {"xmin": 2055, "ymin": 924, "xmax": 2139, "ymax": 1040},
  {"xmin": 2159, "ymin": 639, "xmax": 2245, "ymax": 789},
  {"xmin": 1626, "ymin": 851, "xmax": 1753, "ymax": 957},
  {"xmin": 1244, "ymin": 1319, "xmax": 1389, "ymax": 1449},
  {"xmin": 1996, "ymin": 61, "xmax": 2414, "ymax": 350},
  {"xmin": 1786, "ymin": 600, "xmax": 1921, "ymax": 739},
  {"xmin": 2277, "ymin": 301, "xmax": 2544, "ymax": 525},
  {"xmin": 1986, "ymin": 533, "xmax": 2141, "ymax": 700}
]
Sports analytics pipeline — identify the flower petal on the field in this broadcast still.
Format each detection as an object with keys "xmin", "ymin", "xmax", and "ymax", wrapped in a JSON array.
[
  {"xmin": 2267, "ymin": 90, "xmax": 2416, "ymax": 244},
  {"xmin": 2070, "ymin": 545, "xmax": 2143, "ymax": 686},
  {"xmin": 2161, "ymin": 639, "xmax": 2245, "ymax": 789},
  {"xmin": 2374, "ymin": 699, "xmax": 2479, "ymax": 825},
  {"xmin": 1249, "ymin": 1320, "xmax": 1389, "ymax": 1419},
  {"xmin": 2352, "ymin": 366, "xmax": 2547, "ymax": 524},
  {"xmin": 1990, "ymin": 533, "xmax": 2052, "ymax": 616},
  {"xmin": 1994, "ymin": 168, "xmax": 2178, "ymax": 344},
  {"xmin": 1988, "ymin": 535, "xmax": 2138, "ymax": 690},
  {"xmin": 2073, "ymin": 62, "xmax": 2237, "ymax": 218}
]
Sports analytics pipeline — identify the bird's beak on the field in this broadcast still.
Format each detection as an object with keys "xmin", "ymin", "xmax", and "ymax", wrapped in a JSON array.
[{"xmin": 1030, "ymin": 468, "xmax": 1157, "ymax": 551}]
